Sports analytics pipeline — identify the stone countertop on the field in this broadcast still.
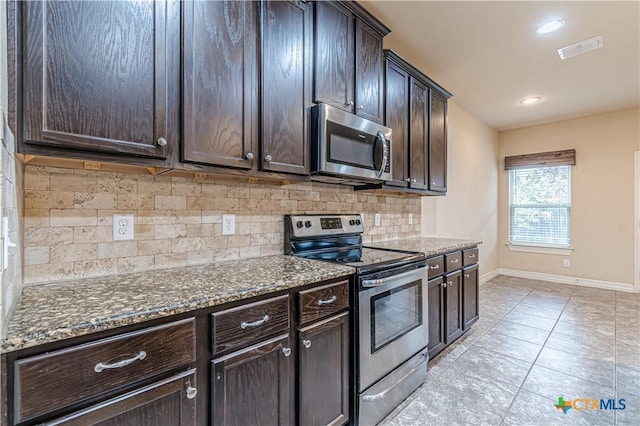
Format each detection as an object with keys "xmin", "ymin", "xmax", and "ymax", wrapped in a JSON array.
[
  {"xmin": 1, "ymin": 255, "xmax": 355, "ymax": 354},
  {"xmin": 368, "ymin": 237, "xmax": 481, "ymax": 257}
]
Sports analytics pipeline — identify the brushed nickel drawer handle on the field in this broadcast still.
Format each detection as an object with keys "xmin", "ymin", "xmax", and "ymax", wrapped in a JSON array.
[
  {"xmin": 94, "ymin": 351, "xmax": 147, "ymax": 373},
  {"xmin": 317, "ymin": 295, "xmax": 337, "ymax": 306},
  {"xmin": 465, "ymin": 274, "xmax": 470, "ymax": 279},
  {"xmin": 303, "ymin": 339, "xmax": 312, "ymax": 349},
  {"xmin": 450, "ymin": 259, "xmax": 459, "ymax": 263},
  {"xmin": 469, "ymin": 254, "xmax": 476, "ymax": 258},
  {"xmin": 430, "ymin": 264, "xmax": 440, "ymax": 270},
  {"xmin": 240, "ymin": 315, "xmax": 269, "ymax": 329},
  {"xmin": 282, "ymin": 347, "xmax": 292, "ymax": 357}
]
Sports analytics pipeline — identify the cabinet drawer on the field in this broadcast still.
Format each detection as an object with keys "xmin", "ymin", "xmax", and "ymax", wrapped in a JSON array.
[
  {"xmin": 444, "ymin": 251, "xmax": 462, "ymax": 272},
  {"xmin": 426, "ymin": 256, "xmax": 444, "ymax": 279},
  {"xmin": 14, "ymin": 318, "xmax": 196, "ymax": 423},
  {"xmin": 299, "ymin": 280, "xmax": 349, "ymax": 324},
  {"xmin": 212, "ymin": 295, "xmax": 290, "ymax": 355},
  {"xmin": 463, "ymin": 247, "xmax": 479, "ymax": 266}
]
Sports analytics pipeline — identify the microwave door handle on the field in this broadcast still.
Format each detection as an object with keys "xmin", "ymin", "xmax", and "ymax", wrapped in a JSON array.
[{"xmin": 375, "ymin": 132, "xmax": 389, "ymax": 177}]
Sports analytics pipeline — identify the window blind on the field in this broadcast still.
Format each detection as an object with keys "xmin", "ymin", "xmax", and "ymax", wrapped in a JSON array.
[{"xmin": 509, "ymin": 165, "xmax": 571, "ymax": 246}]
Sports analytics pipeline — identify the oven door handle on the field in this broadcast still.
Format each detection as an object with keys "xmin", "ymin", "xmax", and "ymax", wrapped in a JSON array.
[{"xmin": 361, "ymin": 267, "xmax": 425, "ymax": 288}]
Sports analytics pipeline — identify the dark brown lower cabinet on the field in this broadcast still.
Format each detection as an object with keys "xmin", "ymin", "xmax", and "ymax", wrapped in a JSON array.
[
  {"xmin": 462, "ymin": 264, "xmax": 479, "ymax": 330},
  {"xmin": 46, "ymin": 370, "xmax": 197, "ymax": 426},
  {"xmin": 298, "ymin": 312, "xmax": 350, "ymax": 426},
  {"xmin": 427, "ymin": 276, "xmax": 445, "ymax": 356},
  {"xmin": 211, "ymin": 334, "xmax": 294, "ymax": 426},
  {"xmin": 444, "ymin": 270, "xmax": 463, "ymax": 344}
]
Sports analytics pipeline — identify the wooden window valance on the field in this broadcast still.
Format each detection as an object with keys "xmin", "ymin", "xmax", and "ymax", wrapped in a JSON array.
[{"xmin": 504, "ymin": 149, "xmax": 576, "ymax": 170}]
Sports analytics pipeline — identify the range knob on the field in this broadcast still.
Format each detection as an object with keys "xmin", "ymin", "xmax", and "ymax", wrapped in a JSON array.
[
  {"xmin": 356, "ymin": 219, "xmax": 362, "ymax": 225},
  {"xmin": 296, "ymin": 221, "xmax": 304, "ymax": 229},
  {"xmin": 304, "ymin": 220, "xmax": 312, "ymax": 228},
  {"xmin": 349, "ymin": 219, "xmax": 356, "ymax": 226}
]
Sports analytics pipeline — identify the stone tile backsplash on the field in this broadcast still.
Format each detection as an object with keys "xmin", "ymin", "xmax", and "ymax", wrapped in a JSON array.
[{"xmin": 23, "ymin": 165, "xmax": 421, "ymax": 284}]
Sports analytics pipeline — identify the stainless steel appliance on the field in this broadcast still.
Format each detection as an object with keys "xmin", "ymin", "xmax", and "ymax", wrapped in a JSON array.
[
  {"xmin": 311, "ymin": 103, "xmax": 392, "ymax": 185},
  {"xmin": 285, "ymin": 214, "xmax": 428, "ymax": 426}
]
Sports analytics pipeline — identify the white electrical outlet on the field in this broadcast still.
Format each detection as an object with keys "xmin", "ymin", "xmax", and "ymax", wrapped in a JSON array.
[
  {"xmin": 408, "ymin": 213, "xmax": 413, "ymax": 225},
  {"xmin": 563, "ymin": 259, "xmax": 571, "ymax": 268},
  {"xmin": 374, "ymin": 213, "xmax": 381, "ymax": 227},
  {"xmin": 113, "ymin": 214, "xmax": 134, "ymax": 241},
  {"xmin": 222, "ymin": 214, "xmax": 235, "ymax": 235}
]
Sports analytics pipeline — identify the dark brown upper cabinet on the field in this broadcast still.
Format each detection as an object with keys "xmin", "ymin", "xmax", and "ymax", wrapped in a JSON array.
[
  {"xmin": 354, "ymin": 20, "xmax": 384, "ymax": 123},
  {"xmin": 382, "ymin": 50, "xmax": 452, "ymax": 194},
  {"xmin": 260, "ymin": 0, "xmax": 312, "ymax": 175},
  {"xmin": 313, "ymin": 1, "xmax": 389, "ymax": 123},
  {"xmin": 21, "ymin": 0, "xmax": 180, "ymax": 159},
  {"xmin": 384, "ymin": 59, "xmax": 409, "ymax": 187},
  {"xmin": 409, "ymin": 78, "xmax": 429, "ymax": 190},
  {"xmin": 182, "ymin": 0, "xmax": 258, "ymax": 169},
  {"xmin": 429, "ymin": 92, "xmax": 448, "ymax": 192}
]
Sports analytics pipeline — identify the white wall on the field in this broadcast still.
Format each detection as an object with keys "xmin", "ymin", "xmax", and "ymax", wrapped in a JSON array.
[{"xmin": 422, "ymin": 101, "xmax": 499, "ymax": 277}]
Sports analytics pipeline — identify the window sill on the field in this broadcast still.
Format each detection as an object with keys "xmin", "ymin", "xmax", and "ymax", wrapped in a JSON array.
[{"xmin": 506, "ymin": 243, "xmax": 574, "ymax": 256}]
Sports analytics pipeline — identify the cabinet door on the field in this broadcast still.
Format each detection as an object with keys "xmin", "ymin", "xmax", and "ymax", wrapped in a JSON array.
[
  {"xmin": 444, "ymin": 271, "xmax": 463, "ymax": 343},
  {"xmin": 298, "ymin": 312, "xmax": 350, "ymax": 426},
  {"xmin": 22, "ymin": 1, "xmax": 179, "ymax": 158},
  {"xmin": 261, "ymin": 0, "xmax": 311, "ymax": 175},
  {"xmin": 462, "ymin": 264, "xmax": 479, "ymax": 330},
  {"xmin": 46, "ymin": 370, "xmax": 196, "ymax": 426},
  {"xmin": 211, "ymin": 335, "xmax": 293, "ymax": 426},
  {"xmin": 409, "ymin": 77, "xmax": 429, "ymax": 190},
  {"xmin": 313, "ymin": 1, "xmax": 354, "ymax": 112},
  {"xmin": 427, "ymin": 277, "xmax": 446, "ymax": 358},
  {"xmin": 384, "ymin": 60, "xmax": 409, "ymax": 187},
  {"xmin": 429, "ymin": 92, "xmax": 447, "ymax": 192},
  {"xmin": 355, "ymin": 20, "xmax": 383, "ymax": 123},
  {"xmin": 183, "ymin": 0, "xmax": 257, "ymax": 168}
]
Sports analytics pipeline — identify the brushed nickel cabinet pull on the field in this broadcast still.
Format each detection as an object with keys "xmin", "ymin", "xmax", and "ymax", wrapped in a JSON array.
[
  {"xmin": 282, "ymin": 347, "xmax": 292, "ymax": 357},
  {"xmin": 303, "ymin": 339, "xmax": 312, "ymax": 349},
  {"xmin": 186, "ymin": 385, "xmax": 198, "ymax": 399},
  {"xmin": 94, "ymin": 350, "xmax": 147, "ymax": 373},
  {"xmin": 430, "ymin": 264, "xmax": 440, "ymax": 270},
  {"xmin": 317, "ymin": 295, "xmax": 337, "ymax": 306},
  {"xmin": 240, "ymin": 315, "xmax": 269, "ymax": 329},
  {"xmin": 451, "ymin": 259, "xmax": 459, "ymax": 263},
  {"xmin": 157, "ymin": 137, "xmax": 167, "ymax": 147}
]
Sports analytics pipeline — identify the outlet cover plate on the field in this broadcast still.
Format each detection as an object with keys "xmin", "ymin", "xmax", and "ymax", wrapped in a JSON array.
[
  {"xmin": 222, "ymin": 214, "xmax": 235, "ymax": 235},
  {"xmin": 113, "ymin": 214, "xmax": 134, "ymax": 241}
]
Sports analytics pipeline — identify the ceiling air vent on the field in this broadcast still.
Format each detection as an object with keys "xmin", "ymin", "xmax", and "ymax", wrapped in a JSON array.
[{"xmin": 557, "ymin": 35, "xmax": 603, "ymax": 60}]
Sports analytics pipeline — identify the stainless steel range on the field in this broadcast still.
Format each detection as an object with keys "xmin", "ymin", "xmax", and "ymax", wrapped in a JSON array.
[{"xmin": 285, "ymin": 214, "xmax": 429, "ymax": 425}]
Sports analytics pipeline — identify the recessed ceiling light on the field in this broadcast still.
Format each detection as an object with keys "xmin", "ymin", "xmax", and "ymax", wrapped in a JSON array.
[
  {"xmin": 536, "ymin": 20, "xmax": 565, "ymax": 35},
  {"xmin": 520, "ymin": 97, "xmax": 541, "ymax": 105}
]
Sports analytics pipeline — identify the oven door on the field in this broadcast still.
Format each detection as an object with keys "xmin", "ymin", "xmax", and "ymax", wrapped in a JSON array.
[{"xmin": 358, "ymin": 264, "xmax": 428, "ymax": 392}]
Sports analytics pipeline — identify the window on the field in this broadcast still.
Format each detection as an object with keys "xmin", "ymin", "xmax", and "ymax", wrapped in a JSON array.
[{"xmin": 509, "ymin": 165, "xmax": 571, "ymax": 247}]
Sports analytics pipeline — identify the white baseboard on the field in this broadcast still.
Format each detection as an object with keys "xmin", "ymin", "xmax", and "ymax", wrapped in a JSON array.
[
  {"xmin": 480, "ymin": 269, "xmax": 500, "ymax": 285},
  {"xmin": 498, "ymin": 268, "xmax": 637, "ymax": 293}
]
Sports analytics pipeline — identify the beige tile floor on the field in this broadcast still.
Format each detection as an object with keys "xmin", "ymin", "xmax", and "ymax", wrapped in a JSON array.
[{"xmin": 380, "ymin": 275, "xmax": 640, "ymax": 425}]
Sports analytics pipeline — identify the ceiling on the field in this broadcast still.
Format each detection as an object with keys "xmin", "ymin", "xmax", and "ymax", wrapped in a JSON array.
[{"xmin": 362, "ymin": 1, "xmax": 640, "ymax": 130}]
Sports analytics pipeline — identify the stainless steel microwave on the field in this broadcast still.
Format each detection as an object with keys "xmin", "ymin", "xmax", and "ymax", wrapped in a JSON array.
[{"xmin": 311, "ymin": 103, "xmax": 392, "ymax": 184}]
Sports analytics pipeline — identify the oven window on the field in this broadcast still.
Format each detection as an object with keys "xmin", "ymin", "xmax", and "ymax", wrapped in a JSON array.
[{"xmin": 370, "ymin": 280, "xmax": 422, "ymax": 353}]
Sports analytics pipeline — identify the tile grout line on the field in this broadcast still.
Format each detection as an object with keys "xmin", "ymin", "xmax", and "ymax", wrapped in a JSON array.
[{"xmin": 498, "ymin": 279, "xmax": 577, "ymax": 425}]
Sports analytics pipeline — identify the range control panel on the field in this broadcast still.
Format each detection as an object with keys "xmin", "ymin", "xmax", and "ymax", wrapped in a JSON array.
[{"xmin": 287, "ymin": 214, "xmax": 364, "ymax": 238}]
